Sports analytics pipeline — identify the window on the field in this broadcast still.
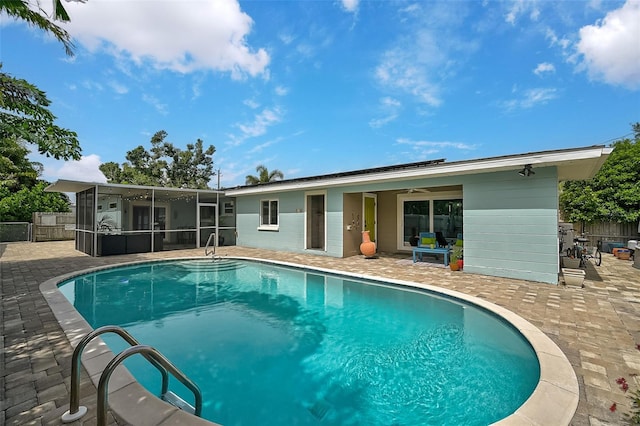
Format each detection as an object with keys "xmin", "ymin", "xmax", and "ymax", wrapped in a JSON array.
[
  {"xmin": 223, "ymin": 201, "xmax": 234, "ymax": 215},
  {"xmin": 259, "ymin": 199, "xmax": 279, "ymax": 230},
  {"xmin": 397, "ymin": 192, "xmax": 463, "ymax": 249}
]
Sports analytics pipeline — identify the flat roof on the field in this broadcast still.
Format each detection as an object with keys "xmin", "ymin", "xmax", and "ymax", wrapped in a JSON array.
[
  {"xmin": 225, "ymin": 145, "xmax": 612, "ymax": 196},
  {"xmin": 45, "ymin": 180, "xmax": 223, "ymax": 196}
]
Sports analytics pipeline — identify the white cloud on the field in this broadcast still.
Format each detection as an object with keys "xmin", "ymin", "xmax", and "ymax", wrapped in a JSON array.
[
  {"xmin": 374, "ymin": 5, "xmax": 478, "ymax": 108},
  {"xmin": 369, "ymin": 115, "xmax": 398, "ymax": 129},
  {"xmin": 501, "ymin": 87, "xmax": 558, "ymax": 111},
  {"xmin": 238, "ymin": 108, "xmax": 282, "ymax": 137},
  {"xmin": 381, "ymin": 97, "xmax": 401, "ymax": 108},
  {"xmin": 397, "ymin": 138, "xmax": 476, "ymax": 150},
  {"xmin": 81, "ymin": 80, "xmax": 104, "ymax": 91},
  {"xmin": 243, "ymin": 99, "xmax": 260, "ymax": 109},
  {"xmin": 190, "ymin": 73, "xmax": 206, "ymax": 100},
  {"xmin": 228, "ymin": 107, "xmax": 284, "ymax": 146},
  {"xmin": 63, "ymin": 0, "xmax": 270, "ymax": 79},
  {"xmin": 296, "ymin": 43, "xmax": 315, "ymax": 58},
  {"xmin": 108, "ymin": 80, "xmax": 128, "ymax": 95},
  {"xmin": 279, "ymin": 32, "xmax": 295, "ymax": 45},
  {"xmin": 396, "ymin": 138, "xmax": 477, "ymax": 157},
  {"xmin": 504, "ymin": 0, "xmax": 541, "ymax": 25},
  {"xmin": 340, "ymin": 0, "xmax": 359, "ymax": 13},
  {"xmin": 142, "ymin": 93, "xmax": 168, "ymax": 115},
  {"xmin": 275, "ymin": 86, "xmax": 289, "ymax": 96},
  {"xmin": 545, "ymin": 28, "xmax": 571, "ymax": 51},
  {"xmin": 575, "ymin": 0, "xmax": 640, "ymax": 90},
  {"xmin": 369, "ymin": 97, "xmax": 402, "ymax": 128},
  {"xmin": 51, "ymin": 155, "xmax": 107, "ymax": 183},
  {"xmin": 533, "ymin": 62, "xmax": 555, "ymax": 76},
  {"xmin": 375, "ymin": 37, "xmax": 443, "ymax": 107},
  {"xmin": 248, "ymin": 137, "xmax": 282, "ymax": 154}
]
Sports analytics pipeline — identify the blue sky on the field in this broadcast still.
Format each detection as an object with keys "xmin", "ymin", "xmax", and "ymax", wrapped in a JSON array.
[{"xmin": 2, "ymin": 0, "xmax": 639, "ymax": 188}]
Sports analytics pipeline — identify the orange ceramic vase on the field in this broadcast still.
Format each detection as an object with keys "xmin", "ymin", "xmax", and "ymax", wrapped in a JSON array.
[{"xmin": 360, "ymin": 230, "xmax": 376, "ymax": 257}]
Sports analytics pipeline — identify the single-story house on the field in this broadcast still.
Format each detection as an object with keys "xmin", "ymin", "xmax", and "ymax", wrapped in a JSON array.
[
  {"xmin": 225, "ymin": 145, "xmax": 612, "ymax": 284},
  {"xmin": 46, "ymin": 145, "xmax": 611, "ymax": 284}
]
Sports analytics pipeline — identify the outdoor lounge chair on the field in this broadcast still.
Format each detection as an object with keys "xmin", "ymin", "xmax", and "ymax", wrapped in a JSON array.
[{"xmin": 412, "ymin": 232, "xmax": 450, "ymax": 265}]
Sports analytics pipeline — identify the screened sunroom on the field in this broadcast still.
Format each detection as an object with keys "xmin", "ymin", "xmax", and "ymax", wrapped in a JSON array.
[{"xmin": 45, "ymin": 180, "xmax": 236, "ymax": 256}]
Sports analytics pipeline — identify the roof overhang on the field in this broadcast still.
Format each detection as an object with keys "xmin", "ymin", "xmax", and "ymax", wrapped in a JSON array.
[
  {"xmin": 45, "ymin": 180, "xmax": 223, "ymax": 196},
  {"xmin": 225, "ymin": 145, "xmax": 613, "ymax": 196}
]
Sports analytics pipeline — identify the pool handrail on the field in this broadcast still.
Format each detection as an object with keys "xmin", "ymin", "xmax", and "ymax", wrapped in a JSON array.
[
  {"xmin": 61, "ymin": 325, "xmax": 174, "ymax": 423},
  {"xmin": 97, "ymin": 344, "xmax": 203, "ymax": 425},
  {"xmin": 204, "ymin": 232, "xmax": 216, "ymax": 256}
]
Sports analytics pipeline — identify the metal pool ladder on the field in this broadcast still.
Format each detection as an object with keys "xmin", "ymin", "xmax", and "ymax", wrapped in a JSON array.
[
  {"xmin": 204, "ymin": 232, "xmax": 221, "ymax": 260},
  {"xmin": 61, "ymin": 325, "xmax": 203, "ymax": 425},
  {"xmin": 204, "ymin": 232, "xmax": 215, "ymax": 256}
]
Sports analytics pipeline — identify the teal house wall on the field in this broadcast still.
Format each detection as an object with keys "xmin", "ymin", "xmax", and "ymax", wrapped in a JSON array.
[
  {"xmin": 235, "ymin": 167, "xmax": 560, "ymax": 284},
  {"xmin": 236, "ymin": 190, "xmax": 345, "ymax": 257},
  {"xmin": 461, "ymin": 167, "xmax": 559, "ymax": 284},
  {"xmin": 229, "ymin": 143, "xmax": 614, "ymax": 286}
]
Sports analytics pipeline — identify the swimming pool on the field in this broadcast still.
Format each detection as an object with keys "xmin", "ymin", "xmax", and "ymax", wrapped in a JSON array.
[{"xmin": 58, "ymin": 258, "xmax": 540, "ymax": 425}]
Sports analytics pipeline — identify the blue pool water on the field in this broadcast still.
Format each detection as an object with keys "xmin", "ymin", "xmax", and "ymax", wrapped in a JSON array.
[{"xmin": 59, "ymin": 259, "xmax": 539, "ymax": 425}]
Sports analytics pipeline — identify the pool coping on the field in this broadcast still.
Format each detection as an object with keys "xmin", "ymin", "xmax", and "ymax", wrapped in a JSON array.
[{"xmin": 40, "ymin": 256, "xmax": 579, "ymax": 426}]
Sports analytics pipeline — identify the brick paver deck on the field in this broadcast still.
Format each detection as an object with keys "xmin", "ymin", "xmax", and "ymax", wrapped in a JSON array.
[{"xmin": 1, "ymin": 241, "xmax": 639, "ymax": 425}]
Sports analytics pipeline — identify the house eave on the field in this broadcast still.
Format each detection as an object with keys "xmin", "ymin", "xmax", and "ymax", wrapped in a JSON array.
[{"xmin": 225, "ymin": 145, "xmax": 612, "ymax": 196}]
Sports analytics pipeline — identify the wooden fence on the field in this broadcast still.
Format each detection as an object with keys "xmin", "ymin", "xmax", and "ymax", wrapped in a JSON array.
[
  {"xmin": 573, "ymin": 221, "xmax": 639, "ymax": 245},
  {"xmin": 32, "ymin": 212, "xmax": 75, "ymax": 242}
]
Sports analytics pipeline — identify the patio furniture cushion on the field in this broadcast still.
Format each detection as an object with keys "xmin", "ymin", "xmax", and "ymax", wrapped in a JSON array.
[
  {"xmin": 413, "ymin": 232, "xmax": 450, "ymax": 265},
  {"xmin": 420, "ymin": 236, "xmax": 436, "ymax": 247}
]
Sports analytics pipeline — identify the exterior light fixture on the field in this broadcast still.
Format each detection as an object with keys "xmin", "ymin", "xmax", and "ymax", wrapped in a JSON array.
[{"xmin": 518, "ymin": 164, "xmax": 535, "ymax": 177}]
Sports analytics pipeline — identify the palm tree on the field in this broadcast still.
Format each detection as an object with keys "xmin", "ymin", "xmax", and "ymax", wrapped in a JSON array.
[
  {"xmin": 1, "ymin": 0, "xmax": 75, "ymax": 56},
  {"xmin": 245, "ymin": 165, "xmax": 284, "ymax": 185}
]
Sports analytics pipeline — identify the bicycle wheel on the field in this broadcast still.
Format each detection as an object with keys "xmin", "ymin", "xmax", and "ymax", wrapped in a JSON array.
[
  {"xmin": 566, "ymin": 247, "xmax": 573, "ymax": 258},
  {"xmin": 595, "ymin": 249, "xmax": 602, "ymax": 266}
]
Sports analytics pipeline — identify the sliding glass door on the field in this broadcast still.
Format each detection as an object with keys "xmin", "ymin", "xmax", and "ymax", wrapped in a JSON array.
[
  {"xmin": 398, "ymin": 193, "xmax": 463, "ymax": 249},
  {"xmin": 403, "ymin": 200, "xmax": 430, "ymax": 246},
  {"xmin": 433, "ymin": 200, "xmax": 463, "ymax": 240}
]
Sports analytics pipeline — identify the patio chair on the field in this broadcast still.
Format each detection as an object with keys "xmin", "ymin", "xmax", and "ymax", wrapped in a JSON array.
[{"xmin": 412, "ymin": 232, "xmax": 450, "ymax": 265}]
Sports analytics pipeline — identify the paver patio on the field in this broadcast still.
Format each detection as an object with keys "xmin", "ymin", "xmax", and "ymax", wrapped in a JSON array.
[{"xmin": 1, "ymin": 240, "xmax": 639, "ymax": 425}]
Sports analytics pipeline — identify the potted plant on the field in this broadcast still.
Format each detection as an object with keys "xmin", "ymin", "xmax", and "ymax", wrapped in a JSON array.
[{"xmin": 450, "ymin": 247, "xmax": 463, "ymax": 271}]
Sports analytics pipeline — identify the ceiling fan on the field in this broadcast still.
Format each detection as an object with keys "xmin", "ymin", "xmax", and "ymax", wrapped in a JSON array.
[{"xmin": 404, "ymin": 188, "xmax": 431, "ymax": 194}]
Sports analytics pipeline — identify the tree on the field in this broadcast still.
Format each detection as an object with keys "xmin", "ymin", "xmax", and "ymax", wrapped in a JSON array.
[
  {"xmin": 560, "ymin": 123, "xmax": 640, "ymax": 224},
  {"xmin": 1, "ymin": 1, "xmax": 81, "ymax": 161},
  {"xmin": 0, "ymin": 66, "xmax": 81, "ymax": 161},
  {"xmin": 0, "ymin": 181, "xmax": 70, "ymax": 222},
  {"xmin": 99, "ymin": 131, "xmax": 216, "ymax": 189},
  {"xmin": 1, "ymin": 0, "xmax": 75, "ymax": 56},
  {"xmin": 245, "ymin": 165, "xmax": 284, "ymax": 185},
  {"xmin": 0, "ymin": 0, "xmax": 78, "ymax": 222},
  {"xmin": 0, "ymin": 136, "xmax": 41, "ymax": 190},
  {"xmin": 0, "ymin": 137, "xmax": 70, "ymax": 221}
]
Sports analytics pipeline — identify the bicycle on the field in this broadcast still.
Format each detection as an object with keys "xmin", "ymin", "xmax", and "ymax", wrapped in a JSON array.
[{"xmin": 566, "ymin": 234, "xmax": 602, "ymax": 267}]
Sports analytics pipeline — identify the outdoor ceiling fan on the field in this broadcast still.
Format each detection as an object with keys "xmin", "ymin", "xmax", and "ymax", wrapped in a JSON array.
[{"xmin": 405, "ymin": 188, "xmax": 431, "ymax": 193}]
